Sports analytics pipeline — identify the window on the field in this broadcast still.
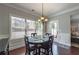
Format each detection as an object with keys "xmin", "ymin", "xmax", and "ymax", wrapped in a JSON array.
[
  {"xmin": 11, "ymin": 16, "xmax": 25, "ymax": 39},
  {"xmin": 25, "ymin": 20, "xmax": 43, "ymax": 36},
  {"xmin": 11, "ymin": 16, "xmax": 43, "ymax": 38},
  {"xmin": 26, "ymin": 20, "xmax": 36, "ymax": 36},
  {"xmin": 36, "ymin": 21, "xmax": 43, "ymax": 35}
]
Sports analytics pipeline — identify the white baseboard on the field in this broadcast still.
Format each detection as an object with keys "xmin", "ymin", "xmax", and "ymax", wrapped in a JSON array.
[{"xmin": 9, "ymin": 43, "xmax": 25, "ymax": 51}]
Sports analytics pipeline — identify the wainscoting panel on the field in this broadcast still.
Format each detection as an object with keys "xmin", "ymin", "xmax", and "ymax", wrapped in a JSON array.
[{"xmin": 9, "ymin": 38, "xmax": 25, "ymax": 50}]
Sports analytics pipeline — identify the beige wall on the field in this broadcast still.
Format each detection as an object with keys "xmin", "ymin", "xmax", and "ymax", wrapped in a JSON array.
[
  {"xmin": 0, "ymin": 5, "xmax": 9, "ymax": 35},
  {"xmin": 0, "ymin": 4, "xmax": 37, "ymax": 50},
  {"xmin": 0, "ymin": 4, "xmax": 36, "ymax": 36}
]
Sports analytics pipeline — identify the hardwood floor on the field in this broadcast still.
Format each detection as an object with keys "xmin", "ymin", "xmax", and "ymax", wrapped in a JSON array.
[
  {"xmin": 10, "ymin": 47, "xmax": 26, "ymax": 55},
  {"xmin": 9, "ymin": 43, "xmax": 79, "ymax": 55}
]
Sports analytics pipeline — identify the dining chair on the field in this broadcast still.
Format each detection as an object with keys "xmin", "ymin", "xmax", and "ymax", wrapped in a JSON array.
[
  {"xmin": 40, "ymin": 36, "xmax": 54, "ymax": 55},
  {"xmin": 44, "ymin": 33, "xmax": 51, "ymax": 37},
  {"xmin": 49, "ymin": 36, "xmax": 53, "ymax": 54},
  {"xmin": 24, "ymin": 36, "xmax": 37, "ymax": 55},
  {"xmin": 45, "ymin": 33, "xmax": 51, "ymax": 35},
  {"xmin": 31, "ymin": 33, "xmax": 37, "ymax": 37}
]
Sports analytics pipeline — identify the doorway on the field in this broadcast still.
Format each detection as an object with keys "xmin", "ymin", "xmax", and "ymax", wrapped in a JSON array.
[{"xmin": 71, "ymin": 14, "xmax": 79, "ymax": 48}]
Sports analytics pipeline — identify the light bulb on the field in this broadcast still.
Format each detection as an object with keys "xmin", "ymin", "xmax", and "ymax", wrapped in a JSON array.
[
  {"xmin": 38, "ymin": 19, "xmax": 41, "ymax": 21},
  {"xmin": 41, "ymin": 16, "xmax": 44, "ymax": 20},
  {"xmin": 45, "ymin": 19, "xmax": 48, "ymax": 21}
]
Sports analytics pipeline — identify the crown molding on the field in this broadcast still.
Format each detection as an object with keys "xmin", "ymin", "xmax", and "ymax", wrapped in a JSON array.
[
  {"xmin": 2, "ymin": 4, "xmax": 79, "ymax": 19},
  {"xmin": 3, "ymin": 4, "xmax": 40, "ymax": 17},
  {"xmin": 49, "ymin": 5, "xmax": 79, "ymax": 18}
]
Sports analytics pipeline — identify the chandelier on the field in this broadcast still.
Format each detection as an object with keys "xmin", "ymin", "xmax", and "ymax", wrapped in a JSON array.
[{"xmin": 38, "ymin": 3, "xmax": 48, "ymax": 22}]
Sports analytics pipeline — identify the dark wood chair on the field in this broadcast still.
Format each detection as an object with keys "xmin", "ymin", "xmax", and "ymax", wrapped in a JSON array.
[
  {"xmin": 24, "ymin": 36, "xmax": 37, "ymax": 55},
  {"xmin": 40, "ymin": 36, "xmax": 54, "ymax": 55},
  {"xmin": 45, "ymin": 33, "xmax": 50, "ymax": 36},
  {"xmin": 31, "ymin": 33, "xmax": 37, "ymax": 37},
  {"xmin": 44, "ymin": 33, "xmax": 51, "ymax": 37}
]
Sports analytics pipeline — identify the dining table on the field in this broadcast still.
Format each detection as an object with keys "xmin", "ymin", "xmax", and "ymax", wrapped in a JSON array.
[{"xmin": 27, "ymin": 35, "xmax": 49, "ymax": 55}]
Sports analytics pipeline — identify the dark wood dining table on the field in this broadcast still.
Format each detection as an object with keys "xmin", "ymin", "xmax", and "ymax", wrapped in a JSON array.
[{"xmin": 28, "ymin": 35, "xmax": 49, "ymax": 55}]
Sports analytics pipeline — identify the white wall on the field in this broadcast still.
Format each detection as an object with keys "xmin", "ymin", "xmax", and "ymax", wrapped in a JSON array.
[
  {"xmin": 0, "ymin": 4, "xmax": 37, "ymax": 50},
  {"xmin": 48, "ymin": 6, "xmax": 79, "ymax": 46},
  {"xmin": 48, "ymin": 14, "xmax": 71, "ymax": 46}
]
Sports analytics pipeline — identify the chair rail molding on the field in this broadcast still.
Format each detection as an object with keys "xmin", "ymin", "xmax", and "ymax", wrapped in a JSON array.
[{"xmin": 0, "ymin": 34, "xmax": 9, "ymax": 39}]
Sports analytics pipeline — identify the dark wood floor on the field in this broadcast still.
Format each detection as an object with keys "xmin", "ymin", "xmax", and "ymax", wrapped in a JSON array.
[{"xmin": 9, "ymin": 43, "xmax": 79, "ymax": 55}]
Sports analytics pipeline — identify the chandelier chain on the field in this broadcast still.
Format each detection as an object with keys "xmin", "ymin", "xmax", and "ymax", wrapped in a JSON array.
[{"xmin": 42, "ymin": 3, "xmax": 43, "ymax": 16}]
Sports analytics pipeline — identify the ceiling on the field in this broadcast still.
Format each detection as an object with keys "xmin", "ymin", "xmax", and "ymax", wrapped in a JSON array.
[{"xmin": 4, "ymin": 3, "xmax": 79, "ymax": 17}]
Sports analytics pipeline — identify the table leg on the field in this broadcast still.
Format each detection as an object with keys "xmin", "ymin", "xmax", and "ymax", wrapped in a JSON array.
[{"xmin": 38, "ymin": 47, "xmax": 40, "ymax": 55}]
